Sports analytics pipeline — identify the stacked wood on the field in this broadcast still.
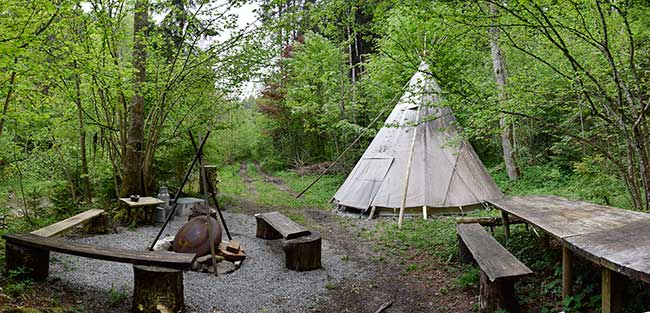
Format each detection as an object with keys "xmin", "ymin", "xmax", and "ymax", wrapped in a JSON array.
[
  {"xmin": 188, "ymin": 203, "xmax": 217, "ymax": 221},
  {"xmin": 132, "ymin": 265, "xmax": 184, "ymax": 313},
  {"xmin": 217, "ymin": 241, "xmax": 246, "ymax": 262}
]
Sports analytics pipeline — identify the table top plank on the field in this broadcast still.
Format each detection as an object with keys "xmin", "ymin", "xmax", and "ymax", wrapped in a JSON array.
[
  {"xmin": 488, "ymin": 195, "xmax": 648, "ymax": 239},
  {"xmin": 119, "ymin": 197, "xmax": 165, "ymax": 207},
  {"xmin": 457, "ymin": 223, "xmax": 532, "ymax": 281},
  {"xmin": 488, "ymin": 195, "xmax": 650, "ymax": 283}
]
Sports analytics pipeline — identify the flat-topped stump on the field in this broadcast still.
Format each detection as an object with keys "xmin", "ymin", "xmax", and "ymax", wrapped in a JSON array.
[
  {"xmin": 282, "ymin": 231, "xmax": 321, "ymax": 271},
  {"xmin": 132, "ymin": 265, "xmax": 184, "ymax": 313}
]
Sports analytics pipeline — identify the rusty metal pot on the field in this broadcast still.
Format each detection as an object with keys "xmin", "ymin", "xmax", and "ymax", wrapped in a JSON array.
[{"xmin": 172, "ymin": 216, "xmax": 222, "ymax": 256}]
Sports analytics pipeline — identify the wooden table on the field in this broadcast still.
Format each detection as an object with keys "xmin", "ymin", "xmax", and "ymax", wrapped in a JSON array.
[
  {"xmin": 119, "ymin": 197, "xmax": 165, "ymax": 224},
  {"xmin": 488, "ymin": 195, "xmax": 650, "ymax": 313}
]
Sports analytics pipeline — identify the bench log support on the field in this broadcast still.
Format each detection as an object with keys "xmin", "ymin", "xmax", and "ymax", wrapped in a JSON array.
[
  {"xmin": 457, "ymin": 235, "xmax": 474, "ymax": 265},
  {"xmin": 5, "ymin": 242, "xmax": 49, "ymax": 281},
  {"xmin": 501, "ymin": 211, "xmax": 510, "ymax": 241},
  {"xmin": 282, "ymin": 232, "xmax": 321, "ymax": 271},
  {"xmin": 479, "ymin": 271, "xmax": 519, "ymax": 313},
  {"xmin": 255, "ymin": 216, "xmax": 282, "ymax": 240},
  {"xmin": 132, "ymin": 265, "xmax": 184, "ymax": 313},
  {"xmin": 602, "ymin": 268, "xmax": 623, "ymax": 313}
]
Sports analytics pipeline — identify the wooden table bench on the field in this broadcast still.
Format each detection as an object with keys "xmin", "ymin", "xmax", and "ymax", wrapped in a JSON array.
[
  {"xmin": 457, "ymin": 223, "xmax": 533, "ymax": 313},
  {"xmin": 31, "ymin": 208, "xmax": 108, "ymax": 237},
  {"xmin": 255, "ymin": 211, "xmax": 321, "ymax": 271}
]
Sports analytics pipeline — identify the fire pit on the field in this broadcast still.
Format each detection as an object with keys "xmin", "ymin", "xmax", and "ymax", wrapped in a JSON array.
[{"xmin": 153, "ymin": 215, "xmax": 245, "ymax": 275}]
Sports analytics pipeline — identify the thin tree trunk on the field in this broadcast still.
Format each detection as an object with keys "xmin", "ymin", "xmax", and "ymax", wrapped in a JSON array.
[
  {"xmin": 489, "ymin": 3, "xmax": 519, "ymax": 180},
  {"xmin": 75, "ymin": 65, "xmax": 92, "ymax": 203},
  {"xmin": 121, "ymin": 0, "xmax": 148, "ymax": 197},
  {"xmin": 0, "ymin": 64, "xmax": 17, "ymax": 139}
]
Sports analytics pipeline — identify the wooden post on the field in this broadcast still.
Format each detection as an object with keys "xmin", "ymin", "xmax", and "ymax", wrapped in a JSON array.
[
  {"xmin": 501, "ymin": 211, "xmax": 510, "ymax": 241},
  {"xmin": 398, "ymin": 102, "xmax": 422, "ymax": 229},
  {"xmin": 5, "ymin": 242, "xmax": 49, "ymax": 281},
  {"xmin": 602, "ymin": 268, "xmax": 623, "ymax": 313},
  {"xmin": 562, "ymin": 246, "xmax": 573, "ymax": 301},
  {"xmin": 479, "ymin": 271, "xmax": 519, "ymax": 313},
  {"xmin": 422, "ymin": 206, "xmax": 428, "ymax": 220},
  {"xmin": 132, "ymin": 265, "xmax": 184, "ymax": 313}
]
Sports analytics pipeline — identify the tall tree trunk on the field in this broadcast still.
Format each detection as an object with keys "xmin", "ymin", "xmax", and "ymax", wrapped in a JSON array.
[
  {"xmin": 0, "ymin": 58, "xmax": 18, "ymax": 139},
  {"xmin": 489, "ymin": 3, "xmax": 519, "ymax": 180},
  {"xmin": 74, "ymin": 66, "xmax": 92, "ymax": 203},
  {"xmin": 121, "ymin": 0, "xmax": 148, "ymax": 197}
]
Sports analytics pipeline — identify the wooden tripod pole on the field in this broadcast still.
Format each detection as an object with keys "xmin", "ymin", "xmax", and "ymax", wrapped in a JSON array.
[
  {"xmin": 197, "ymin": 133, "xmax": 219, "ymax": 277},
  {"xmin": 398, "ymin": 104, "xmax": 422, "ymax": 229}
]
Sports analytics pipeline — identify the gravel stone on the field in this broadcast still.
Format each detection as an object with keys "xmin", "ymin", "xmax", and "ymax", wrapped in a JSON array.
[{"xmin": 48, "ymin": 211, "xmax": 365, "ymax": 312}]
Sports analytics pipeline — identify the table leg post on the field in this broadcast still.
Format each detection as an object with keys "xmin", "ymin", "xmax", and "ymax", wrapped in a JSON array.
[
  {"xmin": 602, "ymin": 268, "xmax": 623, "ymax": 313},
  {"xmin": 501, "ymin": 211, "xmax": 510, "ymax": 241},
  {"xmin": 562, "ymin": 246, "xmax": 573, "ymax": 302},
  {"xmin": 543, "ymin": 232, "xmax": 550, "ymax": 248}
]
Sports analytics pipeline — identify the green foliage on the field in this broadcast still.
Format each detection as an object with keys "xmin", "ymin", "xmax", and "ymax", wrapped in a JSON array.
[
  {"xmin": 455, "ymin": 265, "xmax": 480, "ymax": 290},
  {"xmin": 107, "ymin": 285, "xmax": 128, "ymax": 307}
]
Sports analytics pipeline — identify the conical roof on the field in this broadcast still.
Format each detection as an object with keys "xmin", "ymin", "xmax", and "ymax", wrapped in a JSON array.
[{"xmin": 332, "ymin": 62, "xmax": 503, "ymax": 211}]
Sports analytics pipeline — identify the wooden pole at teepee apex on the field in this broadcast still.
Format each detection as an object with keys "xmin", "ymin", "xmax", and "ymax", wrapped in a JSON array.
[{"xmin": 398, "ymin": 104, "xmax": 422, "ymax": 229}]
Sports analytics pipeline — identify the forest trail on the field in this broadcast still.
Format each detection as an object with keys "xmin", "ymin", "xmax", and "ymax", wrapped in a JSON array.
[{"xmin": 223, "ymin": 162, "xmax": 476, "ymax": 312}]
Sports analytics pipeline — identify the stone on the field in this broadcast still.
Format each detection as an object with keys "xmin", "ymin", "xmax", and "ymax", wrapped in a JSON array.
[
  {"xmin": 152, "ymin": 235, "xmax": 175, "ymax": 252},
  {"xmin": 216, "ymin": 261, "xmax": 236, "ymax": 275}
]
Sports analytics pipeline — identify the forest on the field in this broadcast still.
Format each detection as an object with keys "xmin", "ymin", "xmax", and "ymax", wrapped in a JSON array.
[{"xmin": 2, "ymin": 0, "xmax": 650, "ymax": 312}]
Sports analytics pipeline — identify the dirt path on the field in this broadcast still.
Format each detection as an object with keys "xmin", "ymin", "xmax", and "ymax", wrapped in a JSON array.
[
  {"xmin": 228, "ymin": 164, "xmax": 476, "ymax": 313},
  {"xmin": 239, "ymin": 163, "xmax": 257, "ymax": 195},
  {"xmin": 253, "ymin": 162, "xmax": 296, "ymax": 196}
]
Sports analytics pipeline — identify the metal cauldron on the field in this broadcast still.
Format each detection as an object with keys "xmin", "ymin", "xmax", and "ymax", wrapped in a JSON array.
[{"xmin": 172, "ymin": 216, "xmax": 222, "ymax": 256}]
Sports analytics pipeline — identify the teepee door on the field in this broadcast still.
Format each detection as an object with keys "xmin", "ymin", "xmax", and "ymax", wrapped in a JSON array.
[{"xmin": 334, "ymin": 155, "xmax": 393, "ymax": 209}]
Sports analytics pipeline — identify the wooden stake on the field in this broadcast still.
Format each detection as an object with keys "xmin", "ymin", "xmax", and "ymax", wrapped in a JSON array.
[
  {"xmin": 562, "ymin": 246, "xmax": 573, "ymax": 301},
  {"xmin": 368, "ymin": 206, "xmax": 377, "ymax": 220},
  {"xmin": 501, "ymin": 211, "xmax": 510, "ymax": 241},
  {"xmin": 398, "ymin": 103, "xmax": 422, "ymax": 229},
  {"xmin": 422, "ymin": 206, "xmax": 428, "ymax": 220}
]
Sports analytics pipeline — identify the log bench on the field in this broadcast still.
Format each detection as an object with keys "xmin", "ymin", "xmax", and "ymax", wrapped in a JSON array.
[
  {"xmin": 457, "ymin": 223, "xmax": 533, "ymax": 313},
  {"xmin": 255, "ymin": 211, "xmax": 321, "ymax": 271},
  {"xmin": 31, "ymin": 208, "xmax": 109, "ymax": 237},
  {"xmin": 4, "ymin": 219, "xmax": 195, "ymax": 312}
]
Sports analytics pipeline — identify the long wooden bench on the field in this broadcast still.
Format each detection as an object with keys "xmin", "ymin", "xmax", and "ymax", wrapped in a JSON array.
[
  {"xmin": 4, "ymin": 210, "xmax": 196, "ymax": 313},
  {"xmin": 457, "ymin": 223, "xmax": 532, "ymax": 313},
  {"xmin": 31, "ymin": 208, "xmax": 108, "ymax": 237},
  {"xmin": 255, "ymin": 211, "xmax": 321, "ymax": 271}
]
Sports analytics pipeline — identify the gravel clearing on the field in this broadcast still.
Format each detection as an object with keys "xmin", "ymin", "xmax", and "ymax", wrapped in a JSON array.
[{"xmin": 48, "ymin": 211, "xmax": 366, "ymax": 313}]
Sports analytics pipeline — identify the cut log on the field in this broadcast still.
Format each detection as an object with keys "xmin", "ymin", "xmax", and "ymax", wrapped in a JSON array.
[
  {"xmin": 255, "ymin": 215, "xmax": 282, "ymax": 240},
  {"xmin": 479, "ymin": 270, "xmax": 519, "ymax": 313},
  {"xmin": 5, "ymin": 242, "xmax": 49, "ymax": 281},
  {"xmin": 282, "ymin": 231, "xmax": 321, "ymax": 271},
  {"xmin": 457, "ymin": 235, "xmax": 474, "ymax": 265},
  {"xmin": 218, "ymin": 242, "xmax": 246, "ymax": 262},
  {"xmin": 132, "ymin": 265, "xmax": 184, "ymax": 313},
  {"xmin": 226, "ymin": 240, "xmax": 241, "ymax": 253},
  {"xmin": 86, "ymin": 212, "xmax": 111, "ymax": 234}
]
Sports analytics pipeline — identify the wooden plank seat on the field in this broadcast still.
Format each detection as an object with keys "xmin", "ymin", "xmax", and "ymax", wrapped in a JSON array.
[
  {"xmin": 255, "ymin": 211, "xmax": 310, "ymax": 239},
  {"xmin": 31, "ymin": 208, "xmax": 107, "ymax": 237},
  {"xmin": 457, "ymin": 223, "xmax": 532, "ymax": 313},
  {"xmin": 3, "ymin": 233, "xmax": 196, "ymax": 313},
  {"xmin": 255, "ymin": 211, "xmax": 320, "ymax": 271}
]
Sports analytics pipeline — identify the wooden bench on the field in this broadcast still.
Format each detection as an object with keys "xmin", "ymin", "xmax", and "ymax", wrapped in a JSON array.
[
  {"xmin": 31, "ymin": 208, "xmax": 108, "ymax": 237},
  {"xmin": 4, "ymin": 232, "xmax": 195, "ymax": 312},
  {"xmin": 255, "ymin": 211, "xmax": 321, "ymax": 271},
  {"xmin": 457, "ymin": 223, "xmax": 532, "ymax": 313}
]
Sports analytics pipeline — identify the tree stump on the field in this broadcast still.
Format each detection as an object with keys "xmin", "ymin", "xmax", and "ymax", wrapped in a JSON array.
[
  {"xmin": 255, "ymin": 215, "xmax": 282, "ymax": 239},
  {"xmin": 4, "ymin": 242, "xmax": 49, "ymax": 281},
  {"xmin": 458, "ymin": 235, "xmax": 475, "ymax": 264},
  {"xmin": 282, "ymin": 232, "xmax": 321, "ymax": 271},
  {"xmin": 132, "ymin": 265, "xmax": 184, "ymax": 313},
  {"xmin": 479, "ymin": 271, "xmax": 519, "ymax": 313}
]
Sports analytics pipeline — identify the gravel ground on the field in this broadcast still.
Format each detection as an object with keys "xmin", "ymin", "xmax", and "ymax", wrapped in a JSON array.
[{"xmin": 48, "ymin": 211, "xmax": 365, "ymax": 313}]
